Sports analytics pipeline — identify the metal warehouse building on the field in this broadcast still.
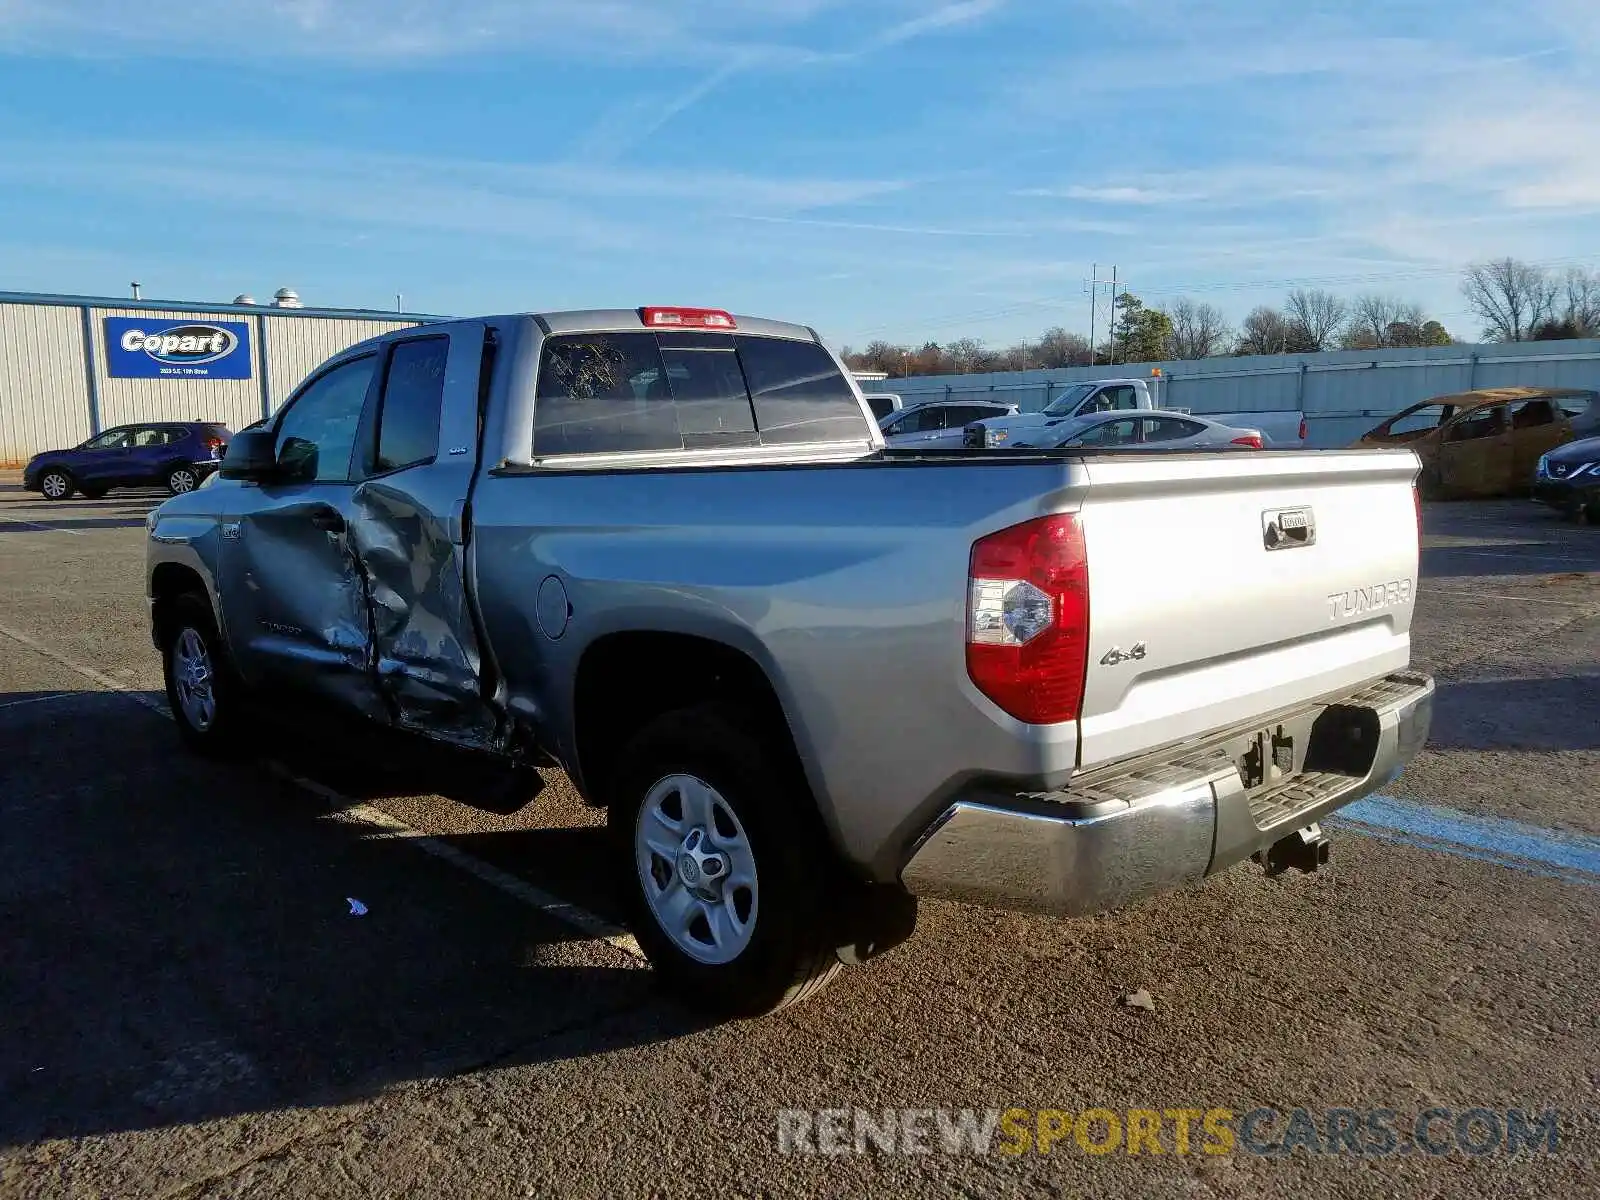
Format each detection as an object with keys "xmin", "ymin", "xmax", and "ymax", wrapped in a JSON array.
[{"xmin": 0, "ymin": 291, "xmax": 437, "ymax": 466}]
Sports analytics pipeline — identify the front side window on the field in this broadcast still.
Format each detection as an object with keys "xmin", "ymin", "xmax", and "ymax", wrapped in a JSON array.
[
  {"xmin": 83, "ymin": 428, "xmax": 132, "ymax": 450},
  {"xmin": 374, "ymin": 337, "xmax": 449, "ymax": 474},
  {"xmin": 1384, "ymin": 403, "xmax": 1453, "ymax": 437},
  {"xmin": 274, "ymin": 355, "xmax": 378, "ymax": 483}
]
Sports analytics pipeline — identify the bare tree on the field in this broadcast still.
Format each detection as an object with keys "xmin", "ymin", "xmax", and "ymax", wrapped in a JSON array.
[
  {"xmin": 1343, "ymin": 295, "xmax": 1428, "ymax": 349},
  {"xmin": 1559, "ymin": 267, "xmax": 1600, "ymax": 336},
  {"xmin": 1033, "ymin": 326, "xmax": 1092, "ymax": 368},
  {"xmin": 944, "ymin": 337, "xmax": 992, "ymax": 374},
  {"xmin": 1284, "ymin": 288, "xmax": 1348, "ymax": 351},
  {"xmin": 1165, "ymin": 298, "xmax": 1232, "ymax": 359},
  {"xmin": 1235, "ymin": 306, "xmax": 1294, "ymax": 356},
  {"xmin": 1461, "ymin": 258, "xmax": 1558, "ymax": 342}
]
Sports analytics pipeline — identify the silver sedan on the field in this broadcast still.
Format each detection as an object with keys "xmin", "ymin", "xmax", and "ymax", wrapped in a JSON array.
[{"xmin": 965, "ymin": 409, "xmax": 1265, "ymax": 451}]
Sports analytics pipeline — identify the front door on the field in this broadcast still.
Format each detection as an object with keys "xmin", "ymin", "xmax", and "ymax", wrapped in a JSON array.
[
  {"xmin": 1436, "ymin": 404, "xmax": 1515, "ymax": 497},
  {"xmin": 74, "ymin": 427, "xmax": 135, "ymax": 484},
  {"xmin": 218, "ymin": 352, "xmax": 387, "ymax": 719}
]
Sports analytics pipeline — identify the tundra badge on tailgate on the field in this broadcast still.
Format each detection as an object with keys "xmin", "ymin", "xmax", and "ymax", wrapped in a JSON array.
[{"xmin": 1262, "ymin": 506, "xmax": 1316, "ymax": 550}]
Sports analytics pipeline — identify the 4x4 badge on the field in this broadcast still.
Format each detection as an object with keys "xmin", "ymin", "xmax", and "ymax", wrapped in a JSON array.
[{"xmin": 1100, "ymin": 643, "xmax": 1147, "ymax": 666}]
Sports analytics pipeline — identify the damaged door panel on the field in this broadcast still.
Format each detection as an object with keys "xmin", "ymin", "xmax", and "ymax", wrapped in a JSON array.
[
  {"xmin": 217, "ymin": 352, "xmax": 387, "ymax": 719},
  {"xmin": 1436, "ymin": 403, "xmax": 1513, "ymax": 497},
  {"xmin": 348, "ymin": 324, "xmax": 502, "ymax": 748}
]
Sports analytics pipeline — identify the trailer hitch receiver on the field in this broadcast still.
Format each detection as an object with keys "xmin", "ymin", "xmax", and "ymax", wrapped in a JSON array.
[{"xmin": 1254, "ymin": 823, "xmax": 1331, "ymax": 877}]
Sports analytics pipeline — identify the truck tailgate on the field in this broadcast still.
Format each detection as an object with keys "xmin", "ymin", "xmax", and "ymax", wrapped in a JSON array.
[{"xmin": 1077, "ymin": 449, "xmax": 1419, "ymax": 769}]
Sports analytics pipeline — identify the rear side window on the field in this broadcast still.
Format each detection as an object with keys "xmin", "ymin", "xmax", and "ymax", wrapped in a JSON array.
[
  {"xmin": 375, "ymin": 337, "xmax": 448, "ymax": 473},
  {"xmin": 735, "ymin": 336, "xmax": 871, "ymax": 446},
  {"xmin": 1142, "ymin": 416, "xmax": 1203, "ymax": 442},
  {"xmin": 533, "ymin": 331, "xmax": 869, "ymax": 457}
]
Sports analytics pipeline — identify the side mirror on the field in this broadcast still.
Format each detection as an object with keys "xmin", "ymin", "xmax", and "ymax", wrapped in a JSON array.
[{"xmin": 219, "ymin": 428, "xmax": 280, "ymax": 481}]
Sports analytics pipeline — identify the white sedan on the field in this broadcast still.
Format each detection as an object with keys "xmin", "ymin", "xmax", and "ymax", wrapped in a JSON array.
[{"xmin": 964, "ymin": 409, "xmax": 1266, "ymax": 451}]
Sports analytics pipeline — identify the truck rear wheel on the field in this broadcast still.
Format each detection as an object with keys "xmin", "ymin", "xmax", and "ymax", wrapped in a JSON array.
[{"xmin": 609, "ymin": 703, "xmax": 842, "ymax": 1017}]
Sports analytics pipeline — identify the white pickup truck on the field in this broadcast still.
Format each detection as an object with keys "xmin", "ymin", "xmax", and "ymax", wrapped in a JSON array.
[{"xmin": 970, "ymin": 377, "xmax": 1307, "ymax": 449}]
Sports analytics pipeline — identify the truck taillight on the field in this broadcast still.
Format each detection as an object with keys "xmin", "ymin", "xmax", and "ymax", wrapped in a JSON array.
[
  {"xmin": 966, "ymin": 514, "xmax": 1090, "ymax": 724},
  {"xmin": 1298, "ymin": 415, "xmax": 1308, "ymax": 442},
  {"xmin": 639, "ymin": 306, "xmax": 737, "ymax": 330},
  {"xmin": 1413, "ymin": 482, "xmax": 1422, "ymax": 550}
]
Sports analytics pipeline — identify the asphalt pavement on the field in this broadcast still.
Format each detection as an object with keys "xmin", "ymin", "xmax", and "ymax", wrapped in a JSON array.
[{"xmin": 1, "ymin": 476, "xmax": 1597, "ymax": 1199}]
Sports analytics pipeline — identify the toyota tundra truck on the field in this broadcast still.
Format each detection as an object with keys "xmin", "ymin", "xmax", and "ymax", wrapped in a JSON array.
[{"xmin": 145, "ymin": 306, "xmax": 1434, "ymax": 1017}]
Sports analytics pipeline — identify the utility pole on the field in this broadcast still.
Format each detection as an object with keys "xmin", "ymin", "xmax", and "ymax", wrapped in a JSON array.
[{"xmin": 1086, "ymin": 264, "xmax": 1119, "ymax": 367}]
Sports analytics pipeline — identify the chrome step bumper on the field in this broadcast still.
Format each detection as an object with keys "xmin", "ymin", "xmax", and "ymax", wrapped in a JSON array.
[{"xmin": 899, "ymin": 672, "xmax": 1434, "ymax": 916}]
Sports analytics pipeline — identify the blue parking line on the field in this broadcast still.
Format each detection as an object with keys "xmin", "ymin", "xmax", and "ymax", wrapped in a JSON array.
[{"xmin": 1335, "ymin": 795, "xmax": 1600, "ymax": 884}]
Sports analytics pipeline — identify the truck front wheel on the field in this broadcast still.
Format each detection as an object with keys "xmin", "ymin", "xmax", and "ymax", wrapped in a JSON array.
[
  {"xmin": 609, "ymin": 703, "xmax": 842, "ymax": 1017},
  {"xmin": 161, "ymin": 593, "xmax": 245, "ymax": 757}
]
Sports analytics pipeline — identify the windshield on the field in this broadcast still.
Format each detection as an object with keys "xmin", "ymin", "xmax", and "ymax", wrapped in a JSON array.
[{"xmin": 1041, "ymin": 383, "xmax": 1098, "ymax": 417}]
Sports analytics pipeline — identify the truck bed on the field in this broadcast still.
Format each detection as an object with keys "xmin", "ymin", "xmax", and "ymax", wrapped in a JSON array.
[{"xmin": 471, "ymin": 444, "xmax": 1420, "ymax": 876}]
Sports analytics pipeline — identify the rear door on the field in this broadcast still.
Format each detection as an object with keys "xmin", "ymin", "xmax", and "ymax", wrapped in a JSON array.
[
  {"xmin": 345, "ymin": 323, "xmax": 499, "ymax": 747},
  {"xmin": 1076, "ymin": 451, "xmax": 1420, "ymax": 768},
  {"xmin": 125, "ymin": 425, "xmax": 176, "ymax": 483},
  {"xmin": 1507, "ymin": 398, "xmax": 1572, "ymax": 483},
  {"xmin": 1437, "ymin": 404, "xmax": 1514, "ymax": 496}
]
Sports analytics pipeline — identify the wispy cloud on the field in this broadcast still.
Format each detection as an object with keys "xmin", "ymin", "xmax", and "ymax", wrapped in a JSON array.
[
  {"xmin": 729, "ymin": 213, "xmax": 1027, "ymax": 237},
  {"xmin": 0, "ymin": 0, "xmax": 1006, "ymax": 62},
  {"xmin": 862, "ymin": 0, "xmax": 1005, "ymax": 50},
  {"xmin": 0, "ymin": 138, "xmax": 909, "ymax": 249}
]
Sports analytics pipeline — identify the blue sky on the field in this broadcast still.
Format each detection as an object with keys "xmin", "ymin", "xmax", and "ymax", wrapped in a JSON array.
[{"xmin": 1, "ymin": 0, "xmax": 1597, "ymax": 350}]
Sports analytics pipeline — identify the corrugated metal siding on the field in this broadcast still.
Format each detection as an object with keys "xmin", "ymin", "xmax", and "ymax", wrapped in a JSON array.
[
  {"xmin": 89, "ymin": 306, "xmax": 265, "ymax": 432},
  {"xmin": 0, "ymin": 303, "xmax": 91, "ymax": 466},
  {"xmin": 267, "ymin": 316, "xmax": 416, "ymax": 410}
]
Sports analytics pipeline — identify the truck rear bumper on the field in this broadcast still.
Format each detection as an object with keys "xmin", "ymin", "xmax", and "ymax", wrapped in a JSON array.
[{"xmin": 900, "ymin": 671, "xmax": 1434, "ymax": 916}]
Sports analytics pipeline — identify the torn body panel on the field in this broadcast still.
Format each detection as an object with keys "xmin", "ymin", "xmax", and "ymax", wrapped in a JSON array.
[
  {"xmin": 217, "ymin": 487, "xmax": 388, "ymax": 721},
  {"xmin": 350, "ymin": 478, "xmax": 499, "ymax": 747}
]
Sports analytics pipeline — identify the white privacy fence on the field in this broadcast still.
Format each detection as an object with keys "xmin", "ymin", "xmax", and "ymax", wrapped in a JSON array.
[{"xmin": 873, "ymin": 338, "xmax": 1600, "ymax": 447}]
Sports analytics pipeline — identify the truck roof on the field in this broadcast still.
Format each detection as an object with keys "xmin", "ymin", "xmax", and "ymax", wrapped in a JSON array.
[{"xmin": 531, "ymin": 309, "xmax": 820, "ymax": 341}]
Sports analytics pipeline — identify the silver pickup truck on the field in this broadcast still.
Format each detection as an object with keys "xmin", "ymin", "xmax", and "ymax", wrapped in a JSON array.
[{"xmin": 146, "ymin": 306, "xmax": 1434, "ymax": 1017}]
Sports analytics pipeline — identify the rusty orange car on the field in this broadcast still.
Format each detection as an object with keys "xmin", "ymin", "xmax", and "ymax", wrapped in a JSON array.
[{"xmin": 1351, "ymin": 387, "xmax": 1597, "ymax": 498}]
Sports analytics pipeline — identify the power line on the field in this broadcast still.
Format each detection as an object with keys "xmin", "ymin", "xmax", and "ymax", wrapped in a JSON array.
[{"xmin": 848, "ymin": 252, "xmax": 1600, "ymax": 341}]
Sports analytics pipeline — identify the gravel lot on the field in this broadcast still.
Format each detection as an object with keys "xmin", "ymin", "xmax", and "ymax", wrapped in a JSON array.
[{"xmin": 1, "ymin": 474, "xmax": 1596, "ymax": 1199}]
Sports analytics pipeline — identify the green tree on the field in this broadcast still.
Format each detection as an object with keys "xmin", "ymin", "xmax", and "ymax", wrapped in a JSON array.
[{"xmin": 1107, "ymin": 294, "xmax": 1174, "ymax": 364}]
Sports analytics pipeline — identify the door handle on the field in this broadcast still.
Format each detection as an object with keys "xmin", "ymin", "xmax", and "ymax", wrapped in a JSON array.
[{"xmin": 309, "ymin": 507, "xmax": 346, "ymax": 533}]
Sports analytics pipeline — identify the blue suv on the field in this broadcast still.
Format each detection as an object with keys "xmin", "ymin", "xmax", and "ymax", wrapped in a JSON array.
[{"xmin": 24, "ymin": 421, "xmax": 233, "ymax": 500}]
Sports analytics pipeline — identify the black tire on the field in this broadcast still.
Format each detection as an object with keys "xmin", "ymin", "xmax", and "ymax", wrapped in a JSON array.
[
  {"xmin": 608, "ymin": 703, "xmax": 843, "ymax": 1017},
  {"xmin": 160, "ymin": 593, "xmax": 246, "ymax": 757},
  {"xmin": 165, "ymin": 465, "xmax": 200, "ymax": 496},
  {"xmin": 38, "ymin": 470, "xmax": 74, "ymax": 501}
]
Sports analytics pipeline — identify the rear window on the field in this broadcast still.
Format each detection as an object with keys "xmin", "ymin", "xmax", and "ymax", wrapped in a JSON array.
[
  {"xmin": 532, "ymin": 331, "xmax": 869, "ymax": 458},
  {"xmin": 735, "ymin": 335, "xmax": 870, "ymax": 446}
]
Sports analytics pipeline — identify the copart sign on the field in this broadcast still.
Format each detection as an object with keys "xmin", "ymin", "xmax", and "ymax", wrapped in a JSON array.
[{"xmin": 104, "ymin": 316, "xmax": 252, "ymax": 379}]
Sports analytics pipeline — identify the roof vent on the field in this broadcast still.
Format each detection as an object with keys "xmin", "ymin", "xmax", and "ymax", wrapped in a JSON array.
[
  {"xmin": 233, "ymin": 294, "xmax": 257, "ymax": 306},
  {"xmin": 272, "ymin": 287, "xmax": 303, "ymax": 309}
]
